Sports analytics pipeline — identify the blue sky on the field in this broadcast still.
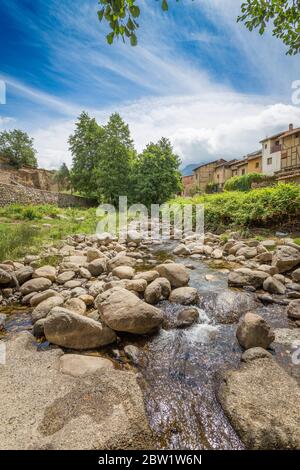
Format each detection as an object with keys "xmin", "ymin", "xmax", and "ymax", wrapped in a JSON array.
[{"xmin": 1, "ymin": 0, "xmax": 300, "ymax": 169}]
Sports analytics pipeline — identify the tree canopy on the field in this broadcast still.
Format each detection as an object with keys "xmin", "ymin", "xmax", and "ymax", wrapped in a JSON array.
[
  {"xmin": 54, "ymin": 163, "xmax": 72, "ymax": 192},
  {"xmin": 97, "ymin": 0, "xmax": 300, "ymax": 54},
  {"xmin": 0, "ymin": 129, "xmax": 38, "ymax": 169}
]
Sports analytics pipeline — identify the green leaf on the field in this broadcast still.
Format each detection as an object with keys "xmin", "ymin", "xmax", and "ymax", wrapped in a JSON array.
[
  {"xmin": 97, "ymin": 8, "xmax": 105, "ymax": 22},
  {"xmin": 130, "ymin": 33, "xmax": 137, "ymax": 46},
  {"xmin": 162, "ymin": 0, "xmax": 168, "ymax": 12},
  {"xmin": 106, "ymin": 32, "xmax": 115, "ymax": 45},
  {"xmin": 129, "ymin": 5, "xmax": 140, "ymax": 18}
]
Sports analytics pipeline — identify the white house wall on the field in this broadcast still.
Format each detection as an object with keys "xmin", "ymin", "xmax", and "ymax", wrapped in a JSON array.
[{"xmin": 262, "ymin": 141, "xmax": 281, "ymax": 175}]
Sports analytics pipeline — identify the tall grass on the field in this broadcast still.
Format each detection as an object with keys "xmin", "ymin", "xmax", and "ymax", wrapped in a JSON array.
[{"xmin": 0, "ymin": 224, "xmax": 40, "ymax": 261}]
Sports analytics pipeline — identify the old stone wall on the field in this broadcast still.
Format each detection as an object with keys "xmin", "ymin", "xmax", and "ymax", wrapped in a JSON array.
[{"xmin": 0, "ymin": 183, "xmax": 96, "ymax": 208}]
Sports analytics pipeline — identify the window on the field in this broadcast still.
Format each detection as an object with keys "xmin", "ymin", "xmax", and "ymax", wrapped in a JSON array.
[
  {"xmin": 275, "ymin": 140, "xmax": 279, "ymax": 146},
  {"xmin": 265, "ymin": 143, "xmax": 268, "ymax": 149},
  {"xmin": 267, "ymin": 157, "xmax": 272, "ymax": 165},
  {"xmin": 241, "ymin": 169, "xmax": 245, "ymax": 175},
  {"xmin": 255, "ymin": 162, "xmax": 259, "ymax": 168}
]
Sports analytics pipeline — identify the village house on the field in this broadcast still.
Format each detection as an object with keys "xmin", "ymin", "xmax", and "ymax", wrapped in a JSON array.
[
  {"xmin": 181, "ymin": 173, "xmax": 195, "ymax": 196},
  {"xmin": 213, "ymin": 159, "xmax": 237, "ymax": 191},
  {"xmin": 246, "ymin": 150, "xmax": 262, "ymax": 173},
  {"xmin": 193, "ymin": 159, "xmax": 226, "ymax": 192}
]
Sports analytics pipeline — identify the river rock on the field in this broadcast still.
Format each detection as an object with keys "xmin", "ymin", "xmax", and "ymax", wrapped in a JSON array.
[
  {"xmin": 144, "ymin": 277, "xmax": 171, "ymax": 304},
  {"xmin": 59, "ymin": 354, "xmax": 113, "ymax": 377},
  {"xmin": 32, "ymin": 318, "xmax": 46, "ymax": 338},
  {"xmin": 169, "ymin": 287, "xmax": 198, "ymax": 305},
  {"xmin": 15, "ymin": 266, "xmax": 33, "ymax": 285},
  {"xmin": 134, "ymin": 270, "xmax": 159, "ymax": 283},
  {"xmin": 228, "ymin": 268, "xmax": 268, "ymax": 289},
  {"xmin": 79, "ymin": 267, "xmax": 91, "ymax": 279},
  {"xmin": 292, "ymin": 268, "xmax": 300, "ymax": 282},
  {"xmin": 33, "ymin": 266, "xmax": 56, "ymax": 282},
  {"xmin": 155, "ymin": 263, "xmax": 189, "ymax": 288},
  {"xmin": 20, "ymin": 277, "xmax": 52, "ymax": 296},
  {"xmin": 0, "ymin": 269, "xmax": 12, "ymax": 285},
  {"xmin": 112, "ymin": 266, "xmax": 135, "ymax": 280},
  {"xmin": 64, "ymin": 297, "xmax": 87, "ymax": 315},
  {"xmin": 86, "ymin": 248, "xmax": 104, "ymax": 262},
  {"xmin": 217, "ymin": 357, "xmax": 300, "ymax": 449},
  {"xmin": 87, "ymin": 258, "xmax": 107, "ymax": 277},
  {"xmin": 236, "ymin": 312, "xmax": 275, "ymax": 350},
  {"xmin": 57, "ymin": 271, "xmax": 76, "ymax": 284},
  {"xmin": 176, "ymin": 307, "xmax": 199, "ymax": 328},
  {"xmin": 96, "ymin": 287, "xmax": 163, "ymax": 334},
  {"xmin": 32, "ymin": 296, "xmax": 64, "ymax": 323},
  {"xmin": 107, "ymin": 255, "xmax": 135, "ymax": 271},
  {"xmin": 211, "ymin": 248, "xmax": 223, "ymax": 259},
  {"xmin": 124, "ymin": 345, "xmax": 140, "ymax": 364},
  {"xmin": 173, "ymin": 244, "xmax": 190, "ymax": 256},
  {"xmin": 44, "ymin": 308, "xmax": 116, "ymax": 349},
  {"xmin": 287, "ymin": 299, "xmax": 300, "ymax": 320},
  {"xmin": 122, "ymin": 279, "xmax": 147, "ymax": 293},
  {"xmin": 263, "ymin": 276, "xmax": 286, "ymax": 295},
  {"xmin": 236, "ymin": 247, "xmax": 257, "ymax": 259},
  {"xmin": 272, "ymin": 245, "xmax": 300, "ymax": 273},
  {"xmin": 241, "ymin": 347, "xmax": 273, "ymax": 362}
]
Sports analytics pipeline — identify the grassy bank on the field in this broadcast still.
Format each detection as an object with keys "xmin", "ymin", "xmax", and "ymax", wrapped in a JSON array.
[
  {"xmin": 0, "ymin": 205, "xmax": 98, "ymax": 262},
  {"xmin": 172, "ymin": 183, "xmax": 300, "ymax": 232}
]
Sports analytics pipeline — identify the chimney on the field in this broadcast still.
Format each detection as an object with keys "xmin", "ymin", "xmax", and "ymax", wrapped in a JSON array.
[{"xmin": 289, "ymin": 123, "xmax": 293, "ymax": 131}]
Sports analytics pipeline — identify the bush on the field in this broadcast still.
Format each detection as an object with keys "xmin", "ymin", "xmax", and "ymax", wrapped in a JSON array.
[
  {"xmin": 224, "ymin": 173, "xmax": 267, "ymax": 192},
  {"xmin": 172, "ymin": 183, "xmax": 300, "ymax": 231}
]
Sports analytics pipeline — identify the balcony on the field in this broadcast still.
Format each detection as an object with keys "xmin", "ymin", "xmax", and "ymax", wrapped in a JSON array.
[{"xmin": 270, "ymin": 143, "xmax": 281, "ymax": 154}]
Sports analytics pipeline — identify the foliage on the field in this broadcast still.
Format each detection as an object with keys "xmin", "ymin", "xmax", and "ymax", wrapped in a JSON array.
[
  {"xmin": 0, "ymin": 224, "xmax": 40, "ymax": 262},
  {"xmin": 0, "ymin": 129, "xmax": 37, "ymax": 169},
  {"xmin": 54, "ymin": 163, "xmax": 72, "ymax": 192},
  {"xmin": 96, "ymin": 113, "xmax": 135, "ymax": 205},
  {"xmin": 172, "ymin": 183, "xmax": 300, "ymax": 231},
  {"xmin": 238, "ymin": 0, "xmax": 300, "ymax": 55},
  {"xmin": 224, "ymin": 172, "xmax": 267, "ymax": 192},
  {"xmin": 69, "ymin": 111, "xmax": 104, "ymax": 197},
  {"xmin": 132, "ymin": 137, "xmax": 182, "ymax": 207},
  {"xmin": 97, "ymin": 0, "xmax": 300, "ymax": 54},
  {"xmin": 205, "ymin": 182, "xmax": 219, "ymax": 194}
]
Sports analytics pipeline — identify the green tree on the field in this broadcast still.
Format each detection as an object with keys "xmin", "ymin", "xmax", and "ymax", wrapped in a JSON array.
[
  {"xmin": 54, "ymin": 163, "xmax": 72, "ymax": 192},
  {"xmin": 0, "ymin": 129, "xmax": 37, "ymax": 168},
  {"xmin": 133, "ymin": 137, "xmax": 182, "ymax": 207},
  {"xmin": 69, "ymin": 111, "xmax": 104, "ymax": 197},
  {"xmin": 98, "ymin": 1, "xmax": 300, "ymax": 55},
  {"xmin": 96, "ymin": 113, "xmax": 135, "ymax": 205}
]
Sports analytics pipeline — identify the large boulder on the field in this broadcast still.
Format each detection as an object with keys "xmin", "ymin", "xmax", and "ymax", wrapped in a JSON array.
[
  {"xmin": 32, "ymin": 296, "xmax": 64, "ymax": 323},
  {"xmin": 0, "ymin": 332, "xmax": 154, "ymax": 449},
  {"xmin": 287, "ymin": 299, "xmax": 300, "ymax": 320},
  {"xmin": 144, "ymin": 278, "xmax": 171, "ymax": 305},
  {"xmin": 236, "ymin": 312, "xmax": 275, "ymax": 350},
  {"xmin": 20, "ymin": 277, "xmax": 52, "ymax": 295},
  {"xmin": 228, "ymin": 268, "xmax": 268, "ymax": 289},
  {"xmin": 272, "ymin": 245, "xmax": 300, "ymax": 273},
  {"xmin": 44, "ymin": 308, "xmax": 116, "ymax": 349},
  {"xmin": 169, "ymin": 287, "xmax": 199, "ymax": 305},
  {"xmin": 218, "ymin": 357, "xmax": 300, "ymax": 449},
  {"xmin": 155, "ymin": 263, "xmax": 189, "ymax": 288},
  {"xmin": 96, "ymin": 287, "xmax": 163, "ymax": 334}
]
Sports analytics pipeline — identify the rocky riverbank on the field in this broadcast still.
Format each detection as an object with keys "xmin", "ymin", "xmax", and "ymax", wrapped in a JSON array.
[{"xmin": 0, "ymin": 229, "xmax": 300, "ymax": 449}]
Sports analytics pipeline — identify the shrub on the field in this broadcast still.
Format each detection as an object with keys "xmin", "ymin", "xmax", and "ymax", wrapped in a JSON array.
[{"xmin": 224, "ymin": 173, "xmax": 267, "ymax": 192}]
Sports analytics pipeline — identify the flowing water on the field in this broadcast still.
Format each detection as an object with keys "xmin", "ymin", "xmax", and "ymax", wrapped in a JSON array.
[{"xmin": 1, "ymin": 242, "xmax": 295, "ymax": 450}]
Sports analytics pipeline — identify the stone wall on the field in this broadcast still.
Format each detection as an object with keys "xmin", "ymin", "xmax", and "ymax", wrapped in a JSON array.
[{"xmin": 0, "ymin": 183, "xmax": 96, "ymax": 208}]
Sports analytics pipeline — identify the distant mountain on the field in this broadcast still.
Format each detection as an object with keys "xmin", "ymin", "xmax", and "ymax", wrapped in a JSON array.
[{"xmin": 181, "ymin": 163, "xmax": 199, "ymax": 177}]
